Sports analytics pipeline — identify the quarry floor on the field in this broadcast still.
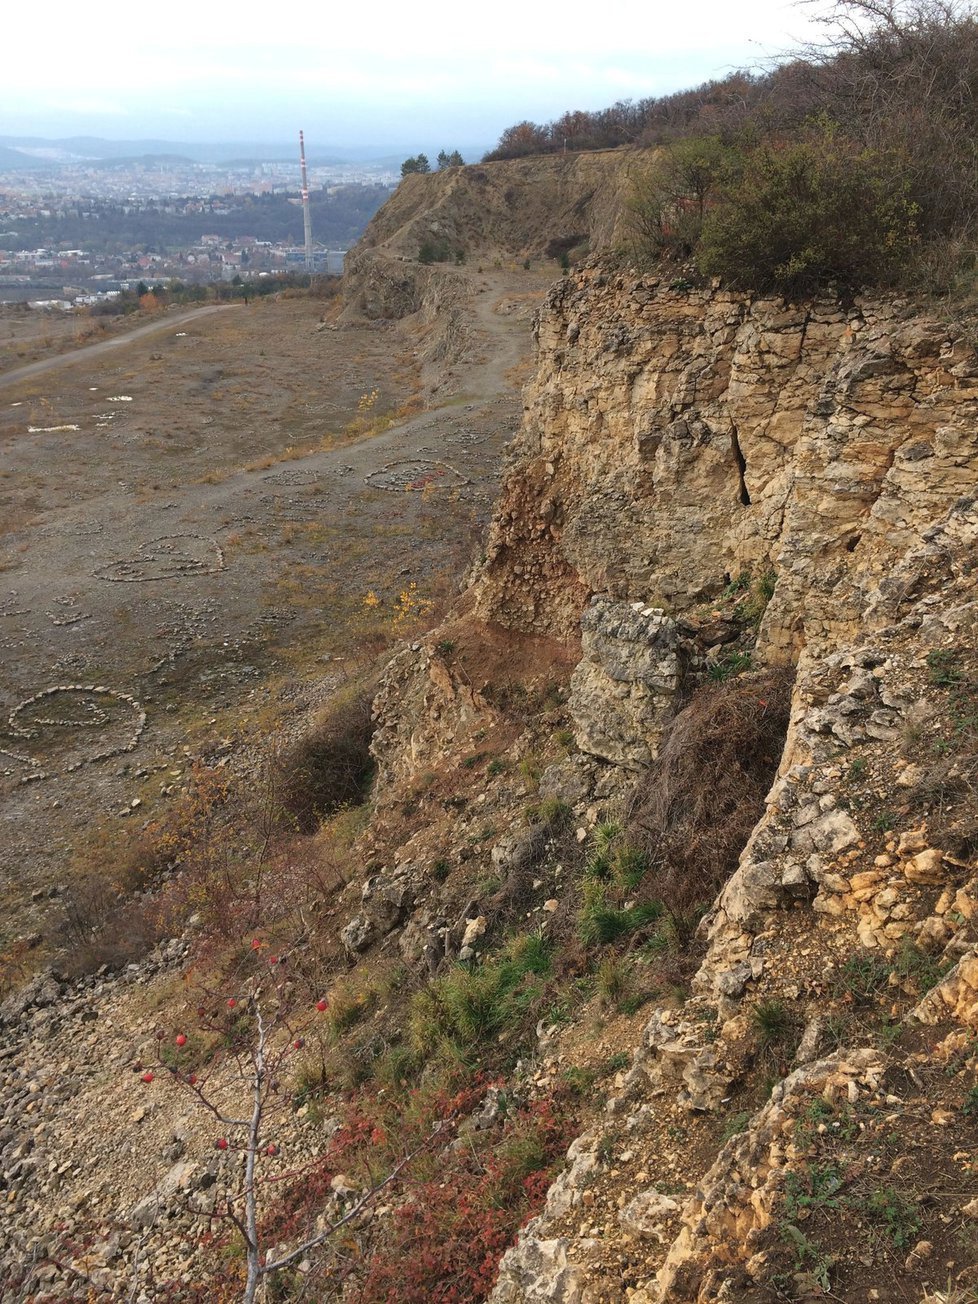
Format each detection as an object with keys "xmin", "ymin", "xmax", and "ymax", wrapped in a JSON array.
[{"xmin": 0, "ymin": 267, "xmax": 548, "ymax": 955}]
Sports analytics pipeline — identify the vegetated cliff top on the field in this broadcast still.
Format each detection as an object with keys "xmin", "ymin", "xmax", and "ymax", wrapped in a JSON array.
[
  {"xmin": 351, "ymin": 148, "xmax": 652, "ymax": 265},
  {"xmin": 476, "ymin": 0, "xmax": 978, "ymax": 299}
]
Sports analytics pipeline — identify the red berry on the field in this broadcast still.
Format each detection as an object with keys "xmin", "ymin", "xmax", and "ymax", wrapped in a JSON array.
[
  {"xmin": 175, "ymin": 1033, "xmax": 187, "ymax": 1047},
  {"xmin": 141, "ymin": 1071, "xmax": 154, "ymax": 1084},
  {"xmin": 188, "ymin": 1073, "xmax": 198, "ymax": 1086},
  {"xmin": 265, "ymin": 1144, "xmax": 278, "ymax": 1156},
  {"xmin": 250, "ymin": 938, "xmax": 262, "ymax": 950},
  {"xmin": 268, "ymin": 955, "xmax": 279, "ymax": 966},
  {"xmin": 293, "ymin": 1038, "xmax": 304, "ymax": 1050},
  {"xmin": 215, "ymin": 1137, "xmax": 228, "ymax": 1150},
  {"xmin": 227, "ymin": 998, "xmax": 237, "ymax": 1009},
  {"xmin": 316, "ymin": 999, "xmax": 328, "ymax": 1012}
]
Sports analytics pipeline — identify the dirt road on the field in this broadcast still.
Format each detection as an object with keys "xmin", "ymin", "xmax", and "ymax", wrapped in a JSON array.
[{"xmin": 0, "ymin": 304, "xmax": 239, "ymax": 389}]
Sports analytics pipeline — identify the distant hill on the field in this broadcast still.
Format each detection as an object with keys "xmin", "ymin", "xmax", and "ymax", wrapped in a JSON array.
[
  {"xmin": 0, "ymin": 136, "xmax": 411, "ymax": 167},
  {"xmin": 0, "ymin": 145, "xmax": 49, "ymax": 170},
  {"xmin": 89, "ymin": 154, "xmax": 198, "ymax": 170}
]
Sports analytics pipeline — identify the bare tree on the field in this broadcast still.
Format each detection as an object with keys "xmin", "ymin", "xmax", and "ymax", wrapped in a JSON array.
[{"xmin": 144, "ymin": 957, "xmax": 439, "ymax": 1303}]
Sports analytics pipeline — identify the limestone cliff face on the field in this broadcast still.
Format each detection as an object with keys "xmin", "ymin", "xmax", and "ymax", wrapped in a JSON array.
[
  {"xmin": 475, "ymin": 266, "xmax": 978, "ymax": 668},
  {"xmin": 349, "ymin": 237, "xmax": 978, "ymax": 1304},
  {"xmin": 459, "ymin": 266, "xmax": 978, "ymax": 1302}
]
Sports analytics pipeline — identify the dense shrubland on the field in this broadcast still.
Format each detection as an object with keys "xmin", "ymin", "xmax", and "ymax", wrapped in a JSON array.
[{"xmin": 487, "ymin": 0, "xmax": 978, "ymax": 295}]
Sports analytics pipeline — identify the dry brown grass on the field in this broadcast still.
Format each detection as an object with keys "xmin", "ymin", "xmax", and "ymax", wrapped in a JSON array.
[
  {"xmin": 275, "ymin": 680, "xmax": 378, "ymax": 834},
  {"xmin": 627, "ymin": 669, "xmax": 793, "ymax": 940}
]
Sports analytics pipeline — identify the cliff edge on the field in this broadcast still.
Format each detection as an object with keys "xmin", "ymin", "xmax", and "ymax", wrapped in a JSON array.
[{"xmin": 372, "ymin": 263, "xmax": 978, "ymax": 1301}]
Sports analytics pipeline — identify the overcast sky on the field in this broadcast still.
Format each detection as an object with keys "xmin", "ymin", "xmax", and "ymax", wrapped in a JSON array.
[{"xmin": 3, "ymin": 0, "xmax": 823, "ymax": 151}]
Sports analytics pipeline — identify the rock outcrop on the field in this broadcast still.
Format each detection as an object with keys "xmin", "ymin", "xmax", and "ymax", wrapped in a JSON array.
[
  {"xmin": 475, "ymin": 267, "xmax": 978, "ymax": 664},
  {"xmin": 342, "ymin": 152, "xmax": 649, "ymax": 323},
  {"xmin": 568, "ymin": 599, "xmax": 684, "ymax": 767},
  {"xmin": 475, "ymin": 265, "xmax": 978, "ymax": 1302}
]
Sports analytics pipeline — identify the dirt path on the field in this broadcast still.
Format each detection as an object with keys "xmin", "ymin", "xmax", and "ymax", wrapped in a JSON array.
[
  {"xmin": 0, "ymin": 267, "xmax": 548, "ymax": 953},
  {"xmin": 0, "ymin": 304, "xmax": 239, "ymax": 389}
]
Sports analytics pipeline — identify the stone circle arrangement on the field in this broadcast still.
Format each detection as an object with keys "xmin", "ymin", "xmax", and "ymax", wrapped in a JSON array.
[
  {"xmin": 0, "ymin": 686, "xmax": 146, "ymax": 781},
  {"xmin": 40, "ymin": 520, "xmax": 104, "ymax": 538},
  {"xmin": 93, "ymin": 534, "xmax": 224, "ymax": 583},
  {"xmin": 364, "ymin": 459, "xmax": 470, "ymax": 492},
  {"xmin": 262, "ymin": 469, "xmax": 322, "ymax": 486}
]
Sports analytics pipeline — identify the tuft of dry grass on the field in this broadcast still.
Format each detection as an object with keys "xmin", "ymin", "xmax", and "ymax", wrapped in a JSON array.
[{"xmin": 274, "ymin": 680, "xmax": 378, "ymax": 834}]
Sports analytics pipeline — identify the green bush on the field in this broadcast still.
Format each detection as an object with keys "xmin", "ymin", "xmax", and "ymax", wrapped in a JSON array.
[
  {"xmin": 698, "ymin": 132, "xmax": 919, "ymax": 297},
  {"xmin": 624, "ymin": 136, "xmax": 735, "ymax": 264},
  {"xmin": 418, "ymin": 239, "xmax": 452, "ymax": 264}
]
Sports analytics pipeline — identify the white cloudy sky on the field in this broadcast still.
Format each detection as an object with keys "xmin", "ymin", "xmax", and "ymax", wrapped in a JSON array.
[{"xmin": 3, "ymin": 0, "xmax": 824, "ymax": 150}]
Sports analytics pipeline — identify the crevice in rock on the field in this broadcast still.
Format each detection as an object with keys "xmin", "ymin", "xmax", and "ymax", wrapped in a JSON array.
[
  {"xmin": 797, "ymin": 308, "xmax": 812, "ymax": 360},
  {"xmin": 730, "ymin": 427, "xmax": 751, "ymax": 506}
]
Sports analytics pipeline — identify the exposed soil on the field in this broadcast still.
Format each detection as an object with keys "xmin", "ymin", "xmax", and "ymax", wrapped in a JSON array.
[
  {"xmin": 0, "ymin": 303, "xmax": 192, "ymax": 376},
  {"xmin": 0, "ymin": 266, "xmax": 549, "ymax": 955}
]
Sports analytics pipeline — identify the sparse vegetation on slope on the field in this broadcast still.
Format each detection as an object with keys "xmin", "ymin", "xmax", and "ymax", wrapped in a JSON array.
[{"xmin": 492, "ymin": 0, "xmax": 978, "ymax": 295}]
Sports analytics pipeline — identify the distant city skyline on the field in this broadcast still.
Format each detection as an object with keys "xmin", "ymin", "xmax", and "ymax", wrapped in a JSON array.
[{"xmin": 5, "ymin": 0, "xmax": 822, "ymax": 151}]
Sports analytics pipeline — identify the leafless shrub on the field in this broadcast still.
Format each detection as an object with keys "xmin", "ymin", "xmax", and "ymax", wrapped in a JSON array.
[
  {"xmin": 54, "ymin": 876, "xmax": 165, "ymax": 977},
  {"xmin": 627, "ymin": 669, "xmax": 793, "ymax": 942}
]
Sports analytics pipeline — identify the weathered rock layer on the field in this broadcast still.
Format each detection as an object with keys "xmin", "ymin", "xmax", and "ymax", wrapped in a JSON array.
[{"xmin": 476, "ymin": 267, "xmax": 977, "ymax": 665}]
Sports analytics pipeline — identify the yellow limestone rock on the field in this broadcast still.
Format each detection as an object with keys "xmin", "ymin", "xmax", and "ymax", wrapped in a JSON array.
[{"xmin": 904, "ymin": 849, "xmax": 946, "ymax": 884}]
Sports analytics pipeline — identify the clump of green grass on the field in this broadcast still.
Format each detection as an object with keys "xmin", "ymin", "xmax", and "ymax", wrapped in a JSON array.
[
  {"xmin": 584, "ymin": 825, "xmax": 649, "ymax": 891},
  {"xmin": 527, "ymin": 797, "xmax": 572, "ymax": 829},
  {"xmin": 408, "ymin": 933, "xmax": 551, "ymax": 1060},
  {"xmin": 578, "ymin": 880, "xmax": 663, "ymax": 945},
  {"xmin": 594, "ymin": 954, "xmax": 633, "ymax": 1009},
  {"xmin": 708, "ymin": 650, "xmax": 753, "ymax": 682},
  {"xmin": 751, "ymin": 998, "xmax": 795, "ymax": 1048},
  {"xmin": 327, "ymin": 977, "xmax": 377, "ymax": 1035}
]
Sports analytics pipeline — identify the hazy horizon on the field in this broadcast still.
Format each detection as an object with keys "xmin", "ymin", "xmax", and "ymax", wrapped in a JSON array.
[{"xmin": 5, "ymin": 0, "xmax": 821, "ymax": 152}]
